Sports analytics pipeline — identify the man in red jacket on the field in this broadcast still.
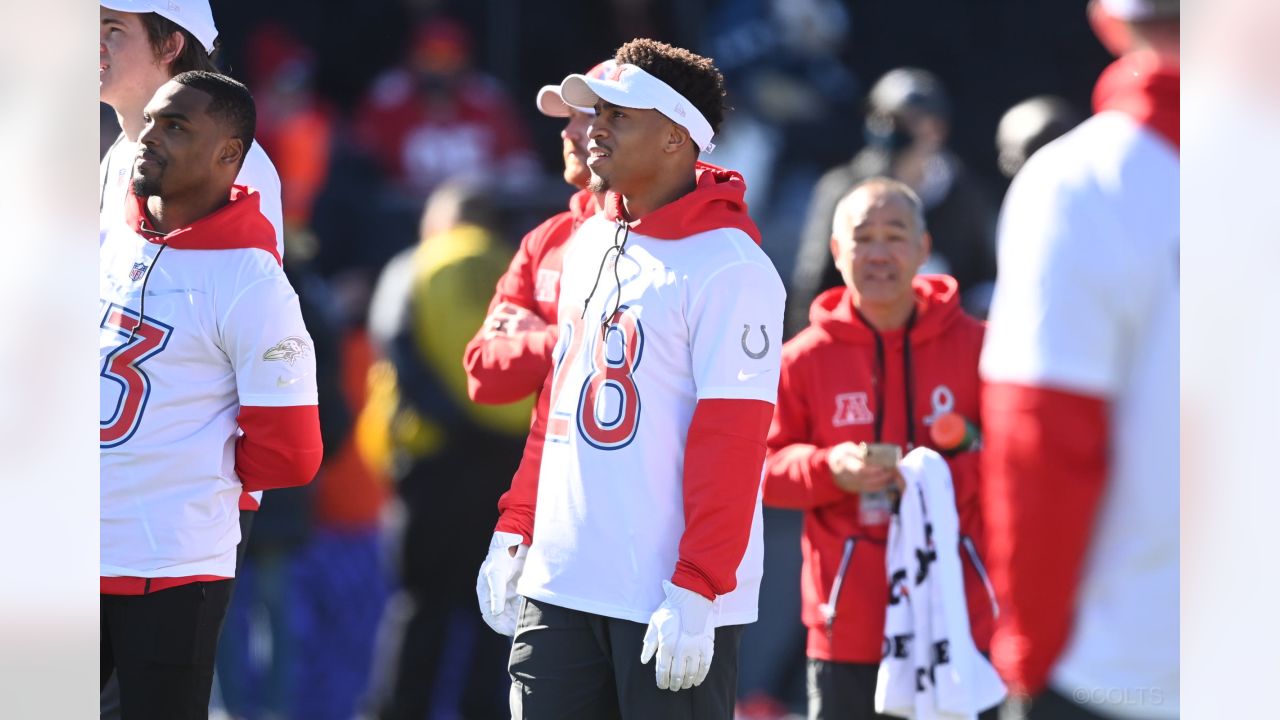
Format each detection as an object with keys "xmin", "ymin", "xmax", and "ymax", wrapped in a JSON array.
[
  {"xmin": 465, "ymin": 61, "xmax": 612, "ymax": 637},
  {"xmin": 763, "ymin": 177, "xmax": 997, "ymax": 720}
]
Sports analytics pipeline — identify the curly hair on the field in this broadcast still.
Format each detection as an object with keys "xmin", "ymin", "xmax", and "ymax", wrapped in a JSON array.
[{"xmin": 613, "ymin": 38, "xmax": 728, "ymax": 134}]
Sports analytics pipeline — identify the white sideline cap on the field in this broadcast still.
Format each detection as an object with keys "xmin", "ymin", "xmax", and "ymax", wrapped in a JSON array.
[
  {"xmin": 101, "ymin": 0, "xmax": 219, "ymax": 54},
  {"xmin": 559, "ymin": 63, "xmax": 716, "ymax": 153},
  {"xmin": 536, "ymin": 60, "xmax": 616, "ymax": 118}
]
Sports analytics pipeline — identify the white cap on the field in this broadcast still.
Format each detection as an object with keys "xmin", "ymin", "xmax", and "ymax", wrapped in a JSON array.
[
  {"xmin": 536, "ymin": 59, "xmax": 616, "ymax": 118},
  {"xmin": 1099, "ymin": 0, "xmax": 1177, "ymax": 21},
  {"xmin": 100, "ymin": 0, "xmax": 219, "ymax": 54},
  {"xmin": 559, "ymin": 63, "xmax": 716, "ymax": 153}
]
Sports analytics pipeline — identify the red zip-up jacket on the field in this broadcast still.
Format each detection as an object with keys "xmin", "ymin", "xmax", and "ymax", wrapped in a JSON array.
[
  {"xmin": 463, "ymin": 188, "xmax": 598, "ymax": 543},
  {"xmin": 763, "ymin": 276, "xmax": 995, "ymax": 663}
]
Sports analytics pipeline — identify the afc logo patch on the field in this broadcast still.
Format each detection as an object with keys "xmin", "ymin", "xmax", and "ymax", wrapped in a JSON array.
[
  {"xmin": 535, "ymin": 269, "xmax": 560, "ymax": 304},
  {"xmin": 832, "ymin": 392, "xmax": 874, "ymax": 427}
]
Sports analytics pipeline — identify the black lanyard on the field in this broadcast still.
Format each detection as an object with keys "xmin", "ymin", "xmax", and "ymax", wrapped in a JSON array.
[{"xmin": 856, "ymin": 306, "xmax": 918, "ymax": 449}]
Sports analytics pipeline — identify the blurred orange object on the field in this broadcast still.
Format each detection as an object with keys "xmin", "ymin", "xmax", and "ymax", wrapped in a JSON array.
[
  {"xmin": 314, "ymin": 329, "xmax": 390, "ymax": 529},
  {"xmin": 930, "ymin": 411, "xmax": 980, "ymax": 454}
]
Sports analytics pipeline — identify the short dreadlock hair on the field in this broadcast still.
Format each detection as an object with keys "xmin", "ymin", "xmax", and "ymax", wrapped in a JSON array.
[{"xmin": 613, "ymin": 38, "xmax": 728, "ymax": 134}]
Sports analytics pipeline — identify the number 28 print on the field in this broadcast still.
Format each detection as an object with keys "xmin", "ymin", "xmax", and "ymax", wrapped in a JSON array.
[{"xmin": 547, "ymin": 306, "xmax": 644, "ymax": 450}]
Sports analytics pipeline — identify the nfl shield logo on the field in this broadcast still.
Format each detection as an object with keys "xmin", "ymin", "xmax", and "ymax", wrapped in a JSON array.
[{"xmin": 129, "ymin": 262, "xmax": 147, "ymax": 281}]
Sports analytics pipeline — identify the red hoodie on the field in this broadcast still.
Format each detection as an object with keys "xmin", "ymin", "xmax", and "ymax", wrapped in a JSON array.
[{"xmin": 763, "ymin": 276, "xmax": 994, "ymax": 662}]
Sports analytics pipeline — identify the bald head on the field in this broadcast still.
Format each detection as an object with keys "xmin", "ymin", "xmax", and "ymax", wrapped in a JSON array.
[{"xmin": 832, "ymin": 178, "xmax": 927, "ymax": 244}]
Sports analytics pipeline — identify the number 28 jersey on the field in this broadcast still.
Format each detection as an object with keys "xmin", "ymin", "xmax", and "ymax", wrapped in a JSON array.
[{"xmin": 518, "ymin": 169, "xmax": 786, "ymax": 626}]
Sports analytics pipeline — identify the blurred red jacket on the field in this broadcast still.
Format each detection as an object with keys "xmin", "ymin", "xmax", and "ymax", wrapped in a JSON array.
[{"xmin": 763, "ymin": 275, "xmax": 995, "ymax": 663}]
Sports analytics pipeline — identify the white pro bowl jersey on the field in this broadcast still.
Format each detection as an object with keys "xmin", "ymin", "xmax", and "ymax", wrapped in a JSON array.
[
  {"xmin": 100, "ymin": 223, "xmax": 316, "ymax": 579},
  {"xmin": 517, "ymin": 213, "xmax": 785, "ymax": 627}
]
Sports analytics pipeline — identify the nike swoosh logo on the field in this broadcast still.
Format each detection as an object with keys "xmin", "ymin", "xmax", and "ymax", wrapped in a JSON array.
[
  {"xmin": 277, "ymin": 376, "xmax": 303, "ymax": 388},
  {"xmin": 737, "ymin": 369, "xmax": 776, "ymax": 382}
]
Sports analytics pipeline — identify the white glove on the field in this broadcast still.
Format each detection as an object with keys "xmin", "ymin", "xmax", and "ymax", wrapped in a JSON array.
[
  {"xmin": 639, "ymin": 580, "xmax": 716, "ymax": 692},
  {"xmin": 476, "ymin": 531, "xmax": 528, "ymax": 636}
]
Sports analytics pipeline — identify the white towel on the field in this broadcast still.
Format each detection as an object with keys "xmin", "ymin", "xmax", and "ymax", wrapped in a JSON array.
[{"xmin": 875, "ymin": 448, "xmax": 1007, "ymax": 719}]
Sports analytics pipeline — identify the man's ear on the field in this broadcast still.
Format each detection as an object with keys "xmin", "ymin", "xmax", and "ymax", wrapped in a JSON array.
[
  {"xmin": 158, "ymin": 30, "xmax": 186, "ymax": 69},
  {"xmin": 218, "ymin": 138, "xmax": 245, "ymax": 169},
  {"xmin": 664, "ymin": 122, "xmax": 692, "ymax": 155},
  {"xmin": 918, "ymin": 230, "xmax": 933, "ymax": 266}
]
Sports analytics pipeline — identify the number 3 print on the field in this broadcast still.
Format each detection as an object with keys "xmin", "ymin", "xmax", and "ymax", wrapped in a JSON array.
[
  {"xmin": 547, "ymin": 306, "xmax": 644, "ymax": 450},
  {"xmin": 100, "ymin": 302, "xmax": 172, "ymax": 448}
]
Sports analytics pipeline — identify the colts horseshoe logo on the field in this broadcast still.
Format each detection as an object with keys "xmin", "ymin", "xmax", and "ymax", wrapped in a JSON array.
[{"xmin": 741, "ymin": 324, "xmax": 770, "ymax": 359}]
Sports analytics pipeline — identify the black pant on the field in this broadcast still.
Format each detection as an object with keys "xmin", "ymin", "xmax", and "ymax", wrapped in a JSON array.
[
  {"xmin": 101, "ymin": 510, "xmax": 254, "ymax": 719},
  {"xmin": 509, "ymin": 598, "xmax": 743, "ymax": 720},
  {"xmin": 100, "ymin": 580, "xmax": 234, "ymax": 719},
  {"xmin": 807, "ymin": 659, "xmax": 1001, "ymax": 720}
]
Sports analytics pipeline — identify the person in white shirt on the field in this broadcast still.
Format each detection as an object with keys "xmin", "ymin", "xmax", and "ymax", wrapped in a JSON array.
[
  {"xmin": 99, "ymin": 71, "xmax": 322, "ymax": 718},
  {"xmin": 979, "ymin": 1, "xmax": 1179, "ymax": 718},
  {"xmin": 496, "ymin": 39, "xmax": 785, "ymax": 720}
]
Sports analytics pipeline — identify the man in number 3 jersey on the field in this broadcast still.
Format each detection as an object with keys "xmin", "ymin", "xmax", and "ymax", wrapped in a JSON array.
[
  {"xmin": 501, "ymin": 39, "xmax": 786, "ymax": 719},
  {"xmin": 99, "ymin": 71, "xmax": 321, "ymax": 719}
]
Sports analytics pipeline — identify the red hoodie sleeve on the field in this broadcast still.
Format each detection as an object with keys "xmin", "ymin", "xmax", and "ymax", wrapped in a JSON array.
[
  {"xmin": 235, "ymin": 404, "xmax": 324, "ymax": 492},
  {"xmin": 671, "ymin": 398, "xmax": 774, "ymax": 600},
  {"xmin": 762, "ymin": 353, "xmax": 847, "ymax": 510},
  {"xmin": 463, "ymin": 215, "xmax": 568, "ymax": 405},
  {"xmin": 492, "ymin": 377, "xmax": 551, "ymax": 543},
  {"xmin": 981, "ymin": 382, "xmax": 1108, "ymax": 695}
]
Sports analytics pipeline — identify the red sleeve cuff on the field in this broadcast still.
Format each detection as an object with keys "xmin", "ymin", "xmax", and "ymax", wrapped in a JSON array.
[{"xmin": 236, "ymin": 404, "xmax": 323, "ymax": 492}]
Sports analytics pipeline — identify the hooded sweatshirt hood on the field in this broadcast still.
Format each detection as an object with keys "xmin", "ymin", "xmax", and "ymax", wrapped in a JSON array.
[
  {"xmin": 126, "ymin": 185, "xmax": 281, "ymax": 265},
  {"xmin": 1093, "ymin": 51, "xmax": 1179, "ymax": 149},
  {"xmin": 602, "ymin": 162, "xmax": 762, "ymax": 245},
  {"xmin": 808, "ymin": 274, "xmax": 964, "ymax": 344}
]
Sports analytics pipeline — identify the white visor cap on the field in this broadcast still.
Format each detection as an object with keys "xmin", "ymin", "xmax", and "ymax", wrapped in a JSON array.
[
  {"xmin": 536, "ymin": 60, "xmax": 618, "ymax": 118},
  {"xmin": 559, "ymin": 63, "xmax": 716, "ymax": 153},
  {"xmin": 101, "ymin": 0, "xmax": 219, "ymax": 54},
  {"xmin": 536, "ymin": 85, "xmax": 594, "ymax": 117}
]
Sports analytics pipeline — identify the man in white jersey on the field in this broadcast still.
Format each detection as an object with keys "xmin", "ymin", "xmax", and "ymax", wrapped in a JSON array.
[
  {"xmin": 979, "ymin": 1, "xmax": 1179, "ymax": 718},
  {"xmin": 505, "ymin": 39, "xmax": 785, "ymax": 719},
  {"xmin": 100, "ymin": 0, "xmax": 284, "ymax": 261},
  {"xmin": 99, "ymin": 71, "xmax": 323, "ymax": 719}
]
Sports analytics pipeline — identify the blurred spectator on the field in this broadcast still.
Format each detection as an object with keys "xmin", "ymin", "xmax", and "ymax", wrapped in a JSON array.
[
  {"xmin": 289, "ymin": 322, "xmax": 392, "ymax": 720},
  {"xmin": 789, "ymin": 67, "xmax": 997, "ymax": 337},
  {"xmin": 995, "ymin": 95, "xmax": 1084, "ymax": 180},
  {"xmin": 702, "ymin": 0, "xmax": 861, "ymax": 275},
  {"xmin": 763, "ymin": 179, "xmax": 997, "ymax": 720},
  {"xmin": 357, "ymin": 181, "xmax": 532, "ymax": 720},
  {"xmin": 353, "ymin": 18, "xmax": 539, "ymax": 203},
  {"xmin": 244, "ymin": 23, "xmax": 335, "ymax": 233},
  {"xmin": 979, "ymin": 0, "xmax": 1179, "ymax": 717},
  {"xmin": 215, "ymin": 257, "xmax": 352, "ymax": 720}
]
